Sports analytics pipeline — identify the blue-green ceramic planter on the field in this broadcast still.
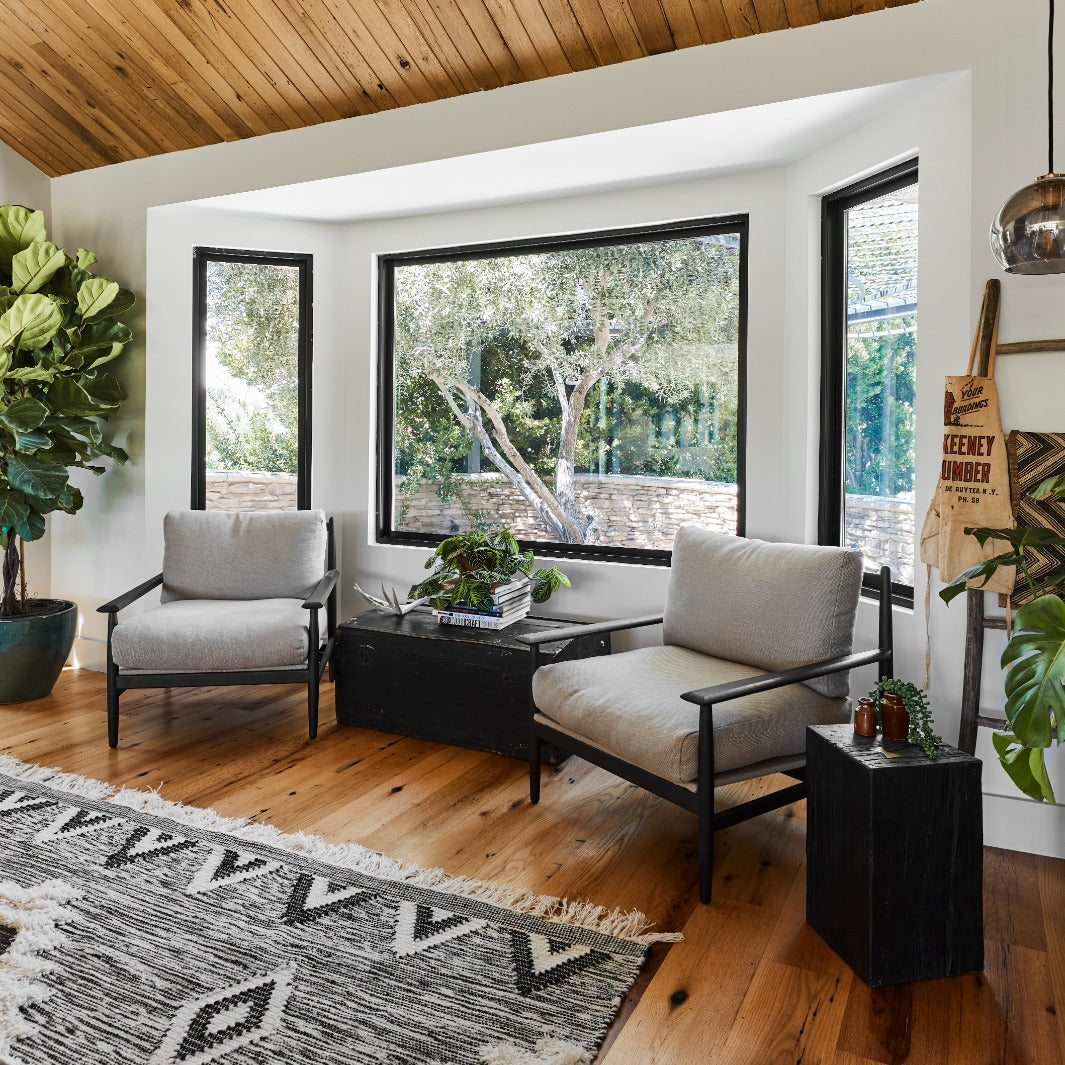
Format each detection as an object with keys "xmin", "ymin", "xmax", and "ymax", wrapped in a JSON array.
[{"xmin": 0, "ymin": 600, "xmax": 77, "ymax": 703}]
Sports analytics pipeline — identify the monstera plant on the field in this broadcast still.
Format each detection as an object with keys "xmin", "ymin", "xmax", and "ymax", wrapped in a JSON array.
[
  {"xmin": 941, "ymin": 473, "xmax": 1065, "ymax": 803},
  {"xmin": 0, "ymin": 204, "xmax": 133, "ymax": 700}
]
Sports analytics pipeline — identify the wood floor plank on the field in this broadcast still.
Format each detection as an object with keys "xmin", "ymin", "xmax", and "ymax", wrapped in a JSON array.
[{"xmin": 1, "ymin": 668, "xmax": 1062, "ymax": 1065}]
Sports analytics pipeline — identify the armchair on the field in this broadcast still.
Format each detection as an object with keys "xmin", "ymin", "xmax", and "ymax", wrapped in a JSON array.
[
  {"xmin": 518, "ymin": 525, "xmax": 893, "ymax": 904},
  {"xmin": 98, "ymin": 510, "xmax": 338, "ymax": 747}
]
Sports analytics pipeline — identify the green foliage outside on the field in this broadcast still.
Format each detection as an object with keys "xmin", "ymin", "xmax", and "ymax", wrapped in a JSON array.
[
  {"xmin": 0, "ymin": 205, "xmax": 133, "ymax": 616},
  {"xmin": 845, "ymin": 317, "xmax": 916, "ymax": 497},
  {"xmin": 204, "ymin": 261, "xmax": 300, "ymax": 474},
  {"xmin": 393, "ymin": 234, "xmax": 742, "ymax": 543}
]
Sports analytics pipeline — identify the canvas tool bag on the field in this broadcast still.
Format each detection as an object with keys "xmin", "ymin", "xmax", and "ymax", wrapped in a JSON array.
[{"xmin": 919, "ymin": 282, "xmax": 1015, "ymax": 594}]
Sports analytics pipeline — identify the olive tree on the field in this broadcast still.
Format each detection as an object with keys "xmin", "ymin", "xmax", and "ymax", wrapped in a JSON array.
[{"xmin": 395, "ymin": 236, "xmax": 740, "ymax": 543}]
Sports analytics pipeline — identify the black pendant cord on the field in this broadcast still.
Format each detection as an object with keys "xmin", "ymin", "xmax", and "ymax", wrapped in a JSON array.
[{"xmin": 1051, "ymin": 0, "xmax": 1056, "ymax": 174}]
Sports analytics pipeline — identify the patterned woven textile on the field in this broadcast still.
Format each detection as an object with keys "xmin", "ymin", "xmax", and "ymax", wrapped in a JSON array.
[
  {"xmin": 0, "ymin": 757, "xmax": 673, "ymax": 1065},
  {"xmin": 1008, "ymin": 431, "xmax": 1065, "ymax": 606}
]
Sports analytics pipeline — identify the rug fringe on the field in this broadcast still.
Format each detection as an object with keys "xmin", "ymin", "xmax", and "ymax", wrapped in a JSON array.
[
  {"xmin": 0, "ymin": 879, "xmax": 81, "ymax": 1065},
  {"xmin": 478, "ymin": 1037, "xmax": 593, "ymax": 1064},
  {"xmin": 109, "ymin": 787, "xmax": 681, "ymax": 946},
  {"xmin": 0, "ymin": 755, "xmax": 114, "ymax": 801}
]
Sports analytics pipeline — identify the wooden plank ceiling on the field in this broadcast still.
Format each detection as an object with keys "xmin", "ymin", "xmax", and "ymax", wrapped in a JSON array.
[{"xmin": 4, "ymin": 0, "xmax": 920, "ymax": 177}]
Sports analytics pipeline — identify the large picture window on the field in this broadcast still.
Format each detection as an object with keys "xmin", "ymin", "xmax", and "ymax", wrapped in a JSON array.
[
  {"xmin": 378, "ymin": 218, "xmax": 747, "ymax": 561},
  {"xmin": 192, "ymin": 249, "xmax": 312, "ymax": 511},
  {"xmin": 819, "ymin": 161, "xmax": 918, "ymax": 602}
]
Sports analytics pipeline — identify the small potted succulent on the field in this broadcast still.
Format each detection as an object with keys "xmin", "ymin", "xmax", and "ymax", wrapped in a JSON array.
[
  {"xmin": 410, "ymin": 528, "xmax": 569, "ymax": 611},
  {"xmin": 0, "ymin": 205, "xmax": 133, "ymax": 701}
]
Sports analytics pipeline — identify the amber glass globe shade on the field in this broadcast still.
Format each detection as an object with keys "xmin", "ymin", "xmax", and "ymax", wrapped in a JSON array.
[{"xmin": 990, "ymin": 173, "xmax": 1065, "ymax": 274}]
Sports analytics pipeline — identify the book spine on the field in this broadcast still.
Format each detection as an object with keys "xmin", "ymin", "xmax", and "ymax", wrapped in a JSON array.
[{"xmin": 435, "ymin": 611, "xmax": 511, "ymax": 630}]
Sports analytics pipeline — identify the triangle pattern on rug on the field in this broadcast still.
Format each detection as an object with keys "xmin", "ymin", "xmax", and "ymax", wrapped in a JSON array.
[
  {"xmin": 282, "ymin": 874, "xmax": 375, "ymax": 926},
  {"xmin": 393, "ymin": 900, "xmax": 486, "ymax": 957},
  {"xmin": 35, "ymin": 805, "xmax": 124, "ymax": 843},
  {"xmin": 106, "ymin": 825, "xmax": 200, "ymax": 868},
  {"xmin": 508, "ymin": 931, "xmax": 611, "ymax": 996},
  {"xmin": 186, "ymin": 847, "xmax": 282, "ymax": 896},
  {"xmin": 0, "ymin": 788, "xmax": 59, "ymax": 818}
]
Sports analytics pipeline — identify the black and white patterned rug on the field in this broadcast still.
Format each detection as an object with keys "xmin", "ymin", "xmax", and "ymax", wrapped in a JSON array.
[{"xmin": 0, "ymin": 756, "xmax": 677, "ymax": 1065}]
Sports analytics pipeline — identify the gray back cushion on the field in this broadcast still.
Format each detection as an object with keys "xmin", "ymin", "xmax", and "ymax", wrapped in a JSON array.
[
  {"xmin": 662, "ymin": 525, "xmax": 863, "ymax": 698},
  {"xmin": 161, "ymin": 510, "xmax": 328, "ymax": 603}
]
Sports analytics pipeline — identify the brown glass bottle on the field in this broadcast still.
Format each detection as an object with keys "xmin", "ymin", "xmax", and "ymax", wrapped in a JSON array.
[
  {"xmin": 881, "ymin": 692, "xmax": 910, "ymax": 741},
  {"xmin": 853, "ymin": 697, "xmax": 877, "ymax": 737}
]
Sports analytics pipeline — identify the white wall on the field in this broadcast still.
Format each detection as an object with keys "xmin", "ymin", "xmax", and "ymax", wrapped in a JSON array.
[{"xmin": 37, "ymin": 0, "xmax": 1065, "ymax": 854}]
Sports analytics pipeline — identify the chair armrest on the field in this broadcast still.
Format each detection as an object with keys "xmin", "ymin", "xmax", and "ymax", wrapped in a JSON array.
[
  {"xmin": 514, "ymin": 613, "xmax": 664, "ymax": 647},
  {"xmin": 97, "ymin": 573, "xmax": 164, "ymax": 615},
  {"xmin": 302, "ymin": 570, "xmax": 339, "ymax": 610},
  {"xmin": 680, "ymin": 647, "xmax": 889, "ymax": 706}
]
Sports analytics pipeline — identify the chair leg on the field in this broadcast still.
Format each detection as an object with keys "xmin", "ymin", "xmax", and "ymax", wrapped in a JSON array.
[
  {"xmin": 698, "ymin": 786, "xmax": 714, "ymax": 904},
  {"xmin": 529, "ymin": 731, "xmax": 542, "ymax": 804},
  {"xmin": 308, "ymin": 673, "xmax": 319, "ymax": 740},
  {"xmin": 107, "ymin": 668, "xmax": 120, "ymax": 749}
]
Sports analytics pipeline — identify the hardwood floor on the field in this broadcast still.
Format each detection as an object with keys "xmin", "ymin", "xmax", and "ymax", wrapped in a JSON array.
[{"xmin": 2, "ymin": 669, "xmax": 1062, "ymax": 1064}]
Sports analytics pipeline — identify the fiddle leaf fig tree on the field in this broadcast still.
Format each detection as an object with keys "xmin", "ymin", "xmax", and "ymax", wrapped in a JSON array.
[{"xmin": 0, "ymin": 205, "xmax": 133, "ymax": 618}]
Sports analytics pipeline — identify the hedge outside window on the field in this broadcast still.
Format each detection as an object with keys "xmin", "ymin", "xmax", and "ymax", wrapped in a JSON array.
[{"xmin": 378, "ymin": 218, "xmax": 748, "ymax": 563}]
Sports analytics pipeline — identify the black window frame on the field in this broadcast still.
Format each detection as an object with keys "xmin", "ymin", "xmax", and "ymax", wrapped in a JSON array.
[
  {"xmin": 818, "ymin": 159, "xmax": 918, "ymax": 607},
  {"xmin": 376, "ymin": 215, "xmax": 749, "ymax": 565},
  {"xmin": 192, "ymin": 247, "xmax": 313, "ymax": 511}
]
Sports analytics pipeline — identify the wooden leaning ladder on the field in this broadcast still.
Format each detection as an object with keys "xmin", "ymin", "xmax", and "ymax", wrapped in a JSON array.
[{"xmin": 956, "ymin": 278, "xmax": 1065, "ymax": 756}]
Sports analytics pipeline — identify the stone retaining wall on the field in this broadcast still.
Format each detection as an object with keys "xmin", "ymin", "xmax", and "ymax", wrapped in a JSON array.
[
  {"xmin": 202, "ymin": 470, "xmax": 915, "ymax": 582},
  {"xmin": 205, "ymin": 470, "xmax": 298, "ymax": 511},
  {"xmin": 399, "ymin": 473, "xmax": 737, "ymax": 550},
  {"xmin": 844, "ymin": 492, "xmax": 916, "ymax": 585}
]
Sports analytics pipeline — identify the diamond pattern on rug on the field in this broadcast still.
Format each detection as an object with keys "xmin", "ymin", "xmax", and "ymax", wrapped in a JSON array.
[
  {"xmin": 106, "ymin": 825, "xmax": 200, "ymax": 868},
  {"xmin": 0, "ymin": 788, "xmax": 58, "ymax": 818},
  {"xmin": 282, "ymin": 873, "xmax": 376, "ymax": 925},
  {"xmin": 186, "ymin": 846, "xmax": 282, "ymax": 894},
  {"xmin": 393, "ymin": 901, "xmax": 486, "ymax": 957},
  {"xmin": 508, "ymin": 932, "xmax": 611, "ymax": 996},
  {"xmin": 149, "ymin": 964, "xmax": 295, "ymax": 1065},
  {"xmin": 35, "ymin": 805, "xmax": 124, "ymax": 843}
]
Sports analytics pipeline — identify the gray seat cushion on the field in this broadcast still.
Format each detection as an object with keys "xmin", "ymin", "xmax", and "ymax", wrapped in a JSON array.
[
  {"xmin": 533, "ymin": 644, "xmax": 847, "ymax": 786},
  {"xmin": 112, "ymin": 599, "xmax": 318, "ymax": 674},
  {"xmin": 663, "ymin": 526, "xmax": 862, "ymax": 698},
  {"xmin": 161, "ymin": 510, "xmax": 328, "ymax": 603}
]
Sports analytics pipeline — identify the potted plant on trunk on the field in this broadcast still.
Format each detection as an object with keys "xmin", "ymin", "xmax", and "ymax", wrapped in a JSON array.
[{"xmin": 0, "ymin": 205, "xmax": 133, "ymax": 701}]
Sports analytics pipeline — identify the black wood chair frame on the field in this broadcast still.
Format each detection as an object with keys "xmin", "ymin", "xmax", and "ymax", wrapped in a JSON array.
[
  {"xmin": 518, "ymin": 565, "xmax": 894, "ymax": 904},
  {"xmin": 98, "ymin": 517, "xmax": 338, "ymax": 748}
]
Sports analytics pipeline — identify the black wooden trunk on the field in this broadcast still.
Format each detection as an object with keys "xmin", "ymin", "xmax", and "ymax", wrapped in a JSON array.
[
  {"xmin": 806, "ymin": 724, "xmax": 984, "ymax": 987},
  {"xmin": 334, "ymin": 609, "xmax": 609, "ymax": 759}
]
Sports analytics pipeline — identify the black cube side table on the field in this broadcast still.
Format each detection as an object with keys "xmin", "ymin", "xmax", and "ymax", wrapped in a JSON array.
[
  {"xmin": 806, "ymin": 723, "xmax": 984, "ymax": 987},
  {"xmin": 334, "ymin": 609, "xmax": 609, "ymax": 759}
]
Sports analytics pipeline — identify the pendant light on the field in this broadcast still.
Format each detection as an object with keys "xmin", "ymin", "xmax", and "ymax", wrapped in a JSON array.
[{"xmin": 990, "ymin": 0, "xmax": 1065, "ymax": 273}]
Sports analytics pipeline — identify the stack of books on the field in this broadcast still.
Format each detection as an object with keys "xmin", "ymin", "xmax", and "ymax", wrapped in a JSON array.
[{"xmin": 433, "ymin": 577, "xmax": 532, "ymax": 630}]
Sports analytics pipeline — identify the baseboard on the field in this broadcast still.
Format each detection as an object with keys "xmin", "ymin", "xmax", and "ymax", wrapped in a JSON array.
[
  {"xmin": 73, "ymin": 636, "xmax": 107, "ymax": 673},
  {"xmin": 983, "ymin": 790, "xmax": 1065, "ymax": 860}
]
